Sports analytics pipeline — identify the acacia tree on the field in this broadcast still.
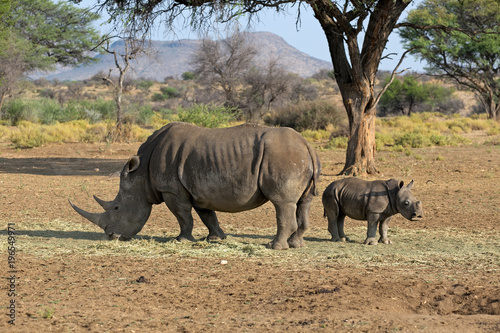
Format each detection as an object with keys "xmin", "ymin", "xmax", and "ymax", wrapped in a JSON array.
[
  {"xmin": 87, "ymin": 0, "xmax": 417, "ymax": 175},
  {"xmin": 0, "ymin": 0, "xmax": 101, "ymax": 111},
  {"xmin": 399, "ymin": 0, "xmax": 500, "ymax": 120}
]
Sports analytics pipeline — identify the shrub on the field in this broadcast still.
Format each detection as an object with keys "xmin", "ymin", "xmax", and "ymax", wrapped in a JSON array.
[
  {"xmin": 177, "ymin": 103, "xmax": 236, "ymax": 128},
  {"xmin": 136, "ymin": 79, "xmax": 155, "ymax": 93},
  {"xmin": 161, "ymin": 86, "xmax": 181, "ymax": 99},
  {"xmin": 124, "ymin": 104, "xmax": 155, "ymax": 125},
  {"xmin": 2, "ymin": 99, "xmax": 39, "ymax": 125},
  {"xmin": 152, "ymin": 86, "xmax": 181, "ymax": 102},
  {"xmin": 181, "ymin": 71, "xmax": 196, "ymax": 80},
  {"xmin": 394, "ymin": 131, "xmax": 432, "ymax": 148},
  {"xmin": 301, "ymin": 129, "xmax": 331, "ymax": 142},
  {"xmin": 65, "ymin": 99, "xmax": 116, "ymax": 123},
  {"xmin": 151, "ymin": 92, "xmax": 166, "ymax": 102},
  {"xmin": 378, "ymin": 75, "xmax": 458, "ymax": 116},
  {"xmin": 264, "ymin": 100, "xmax": 345, "ymax": 132},
  {"xmin": 326, "ymin": 136, "xmax": 349, "ymax": 149}
]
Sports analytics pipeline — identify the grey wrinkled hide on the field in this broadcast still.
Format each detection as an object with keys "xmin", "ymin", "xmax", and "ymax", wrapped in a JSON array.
[
  {"xmin": 70, "ymin": 122, "xmax": 320, "ymax": 250},
  {"xmin": 322, "ymin": 178, "xmax": 423, "ymax": 245}
]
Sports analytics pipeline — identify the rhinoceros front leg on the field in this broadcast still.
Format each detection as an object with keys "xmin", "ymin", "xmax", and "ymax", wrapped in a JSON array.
[
  {"xmin": 194, "ymin": 207, "xmax": 226, "ymax": 241},
  {"xmin": 378, "ymin": 217, "xmax": 392, "ymax": 244},
  {"xmin": 162, "ymin": 193, "xmax": 196, "ymax": 242},
  {"xmin": 364, "ymin": 214, "xmax": 380, "ymax": 245},
  {"xmin": 268, "ymin": 202, "xmax": 298, "ymax": 250}
]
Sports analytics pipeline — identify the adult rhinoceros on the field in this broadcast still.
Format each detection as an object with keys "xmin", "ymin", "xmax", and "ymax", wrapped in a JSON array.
[{"xmin": 69, "ymin": 122, "xmax": 320, "ymax": 249}]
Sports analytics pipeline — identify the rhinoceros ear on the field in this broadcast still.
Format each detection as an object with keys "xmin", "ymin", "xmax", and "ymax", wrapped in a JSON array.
[
  {"xmin": 127, "ymin": 155, "xmax": 141, "ymax": 173},
  {"xmin": 398, "ymin": 180, "xmax": 405, "ymax": 189},
  {"xmin": 407, "ymin": 179, "xmax": 414, "ymax": 190}
]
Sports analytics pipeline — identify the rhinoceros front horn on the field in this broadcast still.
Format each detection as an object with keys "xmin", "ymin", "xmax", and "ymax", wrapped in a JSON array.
[{"xmin": 68, "ymin": 199, "xmax": 106, "ymax": 230}]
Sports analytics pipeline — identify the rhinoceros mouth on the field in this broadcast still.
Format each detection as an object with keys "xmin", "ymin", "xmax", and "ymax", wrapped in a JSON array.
[
  {"xmin": 411, "ymin": 214, "xmax": 423, "ymax": 221},
  {"xmin": 106, "ymin": 233, "xmax": 131, "ymax": 241}
]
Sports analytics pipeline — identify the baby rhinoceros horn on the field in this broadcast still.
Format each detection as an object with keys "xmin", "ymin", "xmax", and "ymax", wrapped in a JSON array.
[{"xmin": 68, "ymin": 199, "xmax": 106, "ymax": 230}]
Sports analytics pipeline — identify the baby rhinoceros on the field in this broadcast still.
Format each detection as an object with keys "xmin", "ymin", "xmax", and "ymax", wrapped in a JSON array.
[{"xmin": 322, "ymin": 178, "xmax": 423, "ymax": 245}]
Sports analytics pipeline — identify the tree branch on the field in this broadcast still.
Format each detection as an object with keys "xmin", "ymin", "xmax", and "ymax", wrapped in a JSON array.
[{"xmin": 373, "ymin": 48, "xmax": 413, "ymax": 107}]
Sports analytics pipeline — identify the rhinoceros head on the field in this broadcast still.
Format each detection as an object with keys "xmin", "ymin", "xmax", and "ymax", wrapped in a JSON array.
[
  {"xmin": 395, "ymin": 180, "xmax": 423, "ymax": 221},
  {"xmin": 69, "ymin": 156, "xmax": 152, "ymax": 240}
]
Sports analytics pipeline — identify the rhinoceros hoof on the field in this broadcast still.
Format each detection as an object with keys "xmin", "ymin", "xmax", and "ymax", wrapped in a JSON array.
[
  {"xmin": 206, "ymin": 234, "xmax": 227, "ymax": 241},
  {"xmin": 266, "ymin": 241, "xmax": 289, "ymax": 250},
  {"xmin": 330, "ymin": 237, "xmax": 346, "ymax": 242},
  {"xmin": 176, "ymin": 235, "xmax": 196, "ymax": 242},
  {"xmin": 363, "ymin": 238, "xmax": 378, "ymax": 245},
  {"xmin": 288, "ymin": 238, "xmax": 305, "ymax": 248},
  {"xmin": 379, "ymin": 238, "xmax": 392, "ymax": 244}
]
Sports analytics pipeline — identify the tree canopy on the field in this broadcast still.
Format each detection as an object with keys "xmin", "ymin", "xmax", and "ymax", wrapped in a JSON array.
[
  {"xmin": 399, "ymin": 0, "xmax": 500, "ymax": 120},
  {"xmin": 0, "ymin": 0, "xmax": 102, "ymax": 110},
  {"xmin": 5, "ymin": 0, "xmax": 102, "ymax": 71}
]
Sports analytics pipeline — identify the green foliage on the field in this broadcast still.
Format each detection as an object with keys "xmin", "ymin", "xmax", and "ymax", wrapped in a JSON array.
[
  {"xmin": 160, "ymin": 86, "xmax": 180, "ymax": 99},
  {"xmin": 136, "ymin": 79, "xmax": 155, "ymax": 93},
  {"xmin": 181, "ymin": 71, "xmax": 196, "ymax": 80},
  {"xmin": 125, "ymin": 104, "xmax": 154, "ymax": 125},
  {"xmin": 378, "ymin": 75, "xmax": 459, "ymax": 116},
  {"xmin": 65, "ymin": 99, "xmax": 116, "ymax": 123},
  {"xmin": 264, "ymin": 100, "xmax": 345, "ymax": 132},
  {"xmin": 400, "ymin": 0, "xmax": 500, "ymax": 119},
  {"xmin": 176, "ymin": 103, "xmax": 237, "ymax": 128},
  {"xmin": 1, "ymin": 98, "xmax": 116, "ymax": 125},
  {"xmin": 152, "ymin": 86, "xmax": 181, "ymax": 101},
  {"xmin": 5, "ymin": 0, "xmax": 102, "ymax": 71},
  {"xmin": 326, "ymin": 136, "xmax": 349, "ymax": 149},
  {"xmin": 301, "ymin": 129, "xmax": 331, "ymax": 142}
]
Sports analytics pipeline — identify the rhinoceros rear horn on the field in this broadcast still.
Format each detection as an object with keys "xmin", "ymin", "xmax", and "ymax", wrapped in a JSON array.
[
  {"xmin": 93, "ymin": 195, "xmax": 114, "ymax": 211},
  {"xmin": 68, "ymin": 199, "xmax": 106, "ymax": 230}
]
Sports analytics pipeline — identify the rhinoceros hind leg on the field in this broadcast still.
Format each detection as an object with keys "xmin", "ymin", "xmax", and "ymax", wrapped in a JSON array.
[
  {"xmin": 194, "ymin": 207, "xmax": 226, "ymax": 241},
  {"xmin": 287, "ymin": 195, "xmax": 313, "ymax": 248},
  {"xmin": 267, "ymin": 202, "xmax": 298, "ymax": 250}
]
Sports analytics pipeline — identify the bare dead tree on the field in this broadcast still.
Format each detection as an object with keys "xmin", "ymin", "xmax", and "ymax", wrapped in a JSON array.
[
  {"xmin": 101, "ymin": 37, "xmax": 148, "ymax": 140},
  {"xmin": 190, "ymin": 30, "xmax": 257, "ymax": 108},
  {"xmin": 243, "ymin": 57, "xmax": 291, "ymax": 121}
]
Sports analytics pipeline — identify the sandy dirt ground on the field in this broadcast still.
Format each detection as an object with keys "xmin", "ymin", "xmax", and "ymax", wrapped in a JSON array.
[{"xmin": 0, "ymin": 137, "xmax": 499, "ymax": 332}]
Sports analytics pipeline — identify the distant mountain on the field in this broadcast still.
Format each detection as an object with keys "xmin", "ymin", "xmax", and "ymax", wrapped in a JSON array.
[{"xmin": 40, "ymin": 32, "xmax": 332, "ymax": 81}]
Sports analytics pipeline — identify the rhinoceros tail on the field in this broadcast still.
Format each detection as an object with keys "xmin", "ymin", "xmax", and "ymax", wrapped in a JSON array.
[{"xmin": 306, "ymin": 142, "xmax": 321, "ymax": 196}]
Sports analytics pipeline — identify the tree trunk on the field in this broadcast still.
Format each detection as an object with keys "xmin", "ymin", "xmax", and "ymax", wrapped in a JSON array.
[
  {"xmin": 0, "ymin": 92, "xmax": 6, "ymax": 116},
  {"xmin": 116, "ymin": 71, "xmax": 124, "ymax": 133},
  {"xmin": 339, "ymin": 82, "xmax": 378, "ymax": 175},
  {"xmin": 484, "ymin": 91, "xmax": 499, "ymax": 121}
]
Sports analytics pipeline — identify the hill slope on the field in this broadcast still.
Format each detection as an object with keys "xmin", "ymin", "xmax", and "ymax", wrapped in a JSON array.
[{"xmin": 42, "ymin": 32, "xmax": 332, "ymax": 81}]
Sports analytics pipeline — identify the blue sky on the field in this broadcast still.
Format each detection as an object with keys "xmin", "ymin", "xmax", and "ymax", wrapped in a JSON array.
[{"xmin": 77, "ymin": 0, "xmax": 426, "ymax": 72}]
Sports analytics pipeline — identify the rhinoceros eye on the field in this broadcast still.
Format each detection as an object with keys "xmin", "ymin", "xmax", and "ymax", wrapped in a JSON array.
[
  {"xmin": 404, "ymin": 200, "xmax": 410, "ymax": 206},
  {"xmin": 113, "ymin": 205, "xmax": 119, "ymax": 210}
]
